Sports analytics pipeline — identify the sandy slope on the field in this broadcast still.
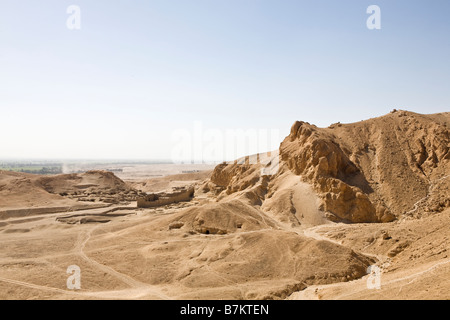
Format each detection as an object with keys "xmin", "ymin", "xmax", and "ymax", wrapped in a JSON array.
[{"xmin": 289, "ymin": 208, "xmax": 450, "ymax": 300}]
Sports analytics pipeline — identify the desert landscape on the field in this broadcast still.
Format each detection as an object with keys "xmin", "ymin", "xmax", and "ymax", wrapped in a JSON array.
[{"xmin": 0, "ymin": 110, "xmax": 448, "ymax": 300}]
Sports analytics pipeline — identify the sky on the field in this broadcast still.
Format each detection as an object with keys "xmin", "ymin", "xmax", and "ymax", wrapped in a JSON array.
[{"xmin": 1, "ymin": 0, "xmax": 449, "ymax": 161}]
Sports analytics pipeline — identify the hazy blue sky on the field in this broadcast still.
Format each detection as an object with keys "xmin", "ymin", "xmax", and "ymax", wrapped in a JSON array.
[{"xmin": 1, "ymin": 0, "xmax": 449, "ymax": 160}]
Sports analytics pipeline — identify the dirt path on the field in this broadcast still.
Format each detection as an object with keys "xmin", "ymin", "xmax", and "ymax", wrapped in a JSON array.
[
  {"xmin": 405, "ymin": 175, "xmax": 449, "ymax": 217},
  {"xmin": 302, "ymin": 225, "xmax": 391, "ymax": 264},
  {"xmin": 75, "ymin": 224, "xmax": 172, "ymax": 300},
  {"xmin": 329, "ymin": 258, "xmax": 450, "ymax": 300},
  {"xmin": 0, "ymin": 274, "xmax": 172, "ymax": 300},
  {"xmin": 289, "ymin": 223, "xmax": 449, "ymax": 300},
  {"xmin": 0, "ymin": 212, "xmax": 172, "ymax": 300}
]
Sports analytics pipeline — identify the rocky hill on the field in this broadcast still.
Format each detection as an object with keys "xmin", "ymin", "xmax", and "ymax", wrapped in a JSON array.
[
  {"xmin": 0, "ymin": 170, "xmax": 139, "ymax": 212},
  {"xmin": 205, "ymin": 110, "xmax": 450, "ymax": 224}
]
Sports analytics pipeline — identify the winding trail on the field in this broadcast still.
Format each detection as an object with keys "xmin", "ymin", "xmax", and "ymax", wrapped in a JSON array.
[
  {"xmin": 75, "ymin": 224, "xmax": 172, "ymax": 299},
  {"xmin": 405, "ymin": 175, "xmax": 449, "ymax": 217},
  {"xmin": 302, "ymin": 225, "xmax": 391, "ymax": 266},
  {"xmin": 0, "ymin": 275, "xmax": 170, "ymax": 299},
  {"xmin": 0, "ymin": 216, "xmax": 172, "ymax": 300},
  {"xmin": 290, "ymin": 223, "xmax": 450, "ymax": 300}
]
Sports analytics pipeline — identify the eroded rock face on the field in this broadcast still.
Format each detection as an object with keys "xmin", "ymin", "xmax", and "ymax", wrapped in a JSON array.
[
  {"xmin": 285, "ymin": 121, "xmax": 359, "ymax": 178},
  {"xmin": 281, "ymin": 121, "xmax": 381, "ymax": 223},
  {"xmin": 209, "ymin": 121, "xmax": 383, "ymax": 223},
  {"xmin": 208, "ymin": 111, "xmax": 450, "ymax": 223},
  {"xmin": 324, "ymin": 111, "xmax": 450, "ymax": 219},
  {"xmin": 210, "ymin": 162, "xmax": 261, "ymax": 194}
]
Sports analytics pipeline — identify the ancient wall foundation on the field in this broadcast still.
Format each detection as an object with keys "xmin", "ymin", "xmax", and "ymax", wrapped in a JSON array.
[{"xmin": 137, "ymin": 186, "xmax": 195, "ymax": 208}]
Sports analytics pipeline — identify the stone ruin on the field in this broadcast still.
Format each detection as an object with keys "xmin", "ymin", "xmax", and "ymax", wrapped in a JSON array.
[{"xmin": 137, "ymin": 186, "xmax": 195, "ymax": 208}]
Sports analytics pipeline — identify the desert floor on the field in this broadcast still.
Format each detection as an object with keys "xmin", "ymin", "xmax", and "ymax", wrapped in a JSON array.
[{"xmin": 0, "ymin": 164, "xmax": 448, "ymax": 300}]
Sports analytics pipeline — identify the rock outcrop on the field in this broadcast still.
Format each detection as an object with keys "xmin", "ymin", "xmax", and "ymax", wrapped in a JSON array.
[
  {"xmin": 207, "ymin": 111, "xmax": 450, "ymax": 223},
  {"xmin": 280, "ymin": 121, "xmax": 382, "ymax": 223}
]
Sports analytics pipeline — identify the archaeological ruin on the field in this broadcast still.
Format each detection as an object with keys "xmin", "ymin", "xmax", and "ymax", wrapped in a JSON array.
[{"xmin": 137, "ymin": 186, "xmax": 195, "ymax": 208}]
